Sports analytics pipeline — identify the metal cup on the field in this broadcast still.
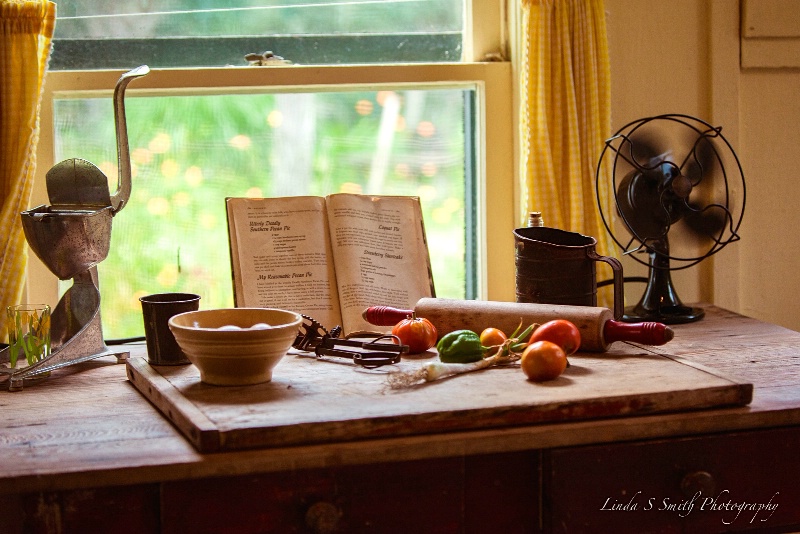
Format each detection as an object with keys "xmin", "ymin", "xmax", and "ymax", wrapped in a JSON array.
[
  {"xmin": 140, "ymin": 293, "xmax": 200, "ymax": 365},
  {"xmin": 514, "ymin": 227, "xmax": 624, "ymax": 319}
]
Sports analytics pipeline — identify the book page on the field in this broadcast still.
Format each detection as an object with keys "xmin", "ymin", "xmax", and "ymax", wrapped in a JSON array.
[
  {"xmin": 226, "ymin": 196, "xmax": 343, "ymax": 329},
  {"xmin": 326, "ymin": 194, "xmax": 435, "ymax": 335}
]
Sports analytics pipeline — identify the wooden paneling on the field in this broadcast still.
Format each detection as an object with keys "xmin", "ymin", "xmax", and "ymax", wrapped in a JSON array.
[
  {"xmin": 742, "ymin": 0, "xmax": 800, "ymax": 37},
  {"xmin": 741, "ymin": 0, "xmax": 800, "ymax": 68}
]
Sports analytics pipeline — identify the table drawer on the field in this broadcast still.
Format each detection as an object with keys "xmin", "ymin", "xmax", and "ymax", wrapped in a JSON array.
[
  {"xmin": 543, "ymin": 426, "xmax": 800, "ymax": 533},
  {"xmin": 161, "ymin": 451, "xmax": 538, "ymax": 534},
  {"xmin": 0, "ymin": 484, "xmax": 160, "ymax": 534}
]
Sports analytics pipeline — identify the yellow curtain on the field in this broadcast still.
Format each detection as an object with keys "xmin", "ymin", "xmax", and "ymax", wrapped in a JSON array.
[
  {"xmin": 0, "ymin": 0, "xmax": 56, "ymax": 342},
  {"xmin": 520, "ymin": 0, "xmax": 616, "ymax": 307}
]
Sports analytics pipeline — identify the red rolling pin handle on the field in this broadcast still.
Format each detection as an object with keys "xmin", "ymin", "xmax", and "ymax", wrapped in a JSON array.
[
  {"xmin": 603, "ymin": 320, "xmax": 674, "ymax": 346},
  {"xmin": 362, "ymin": 305, "xmax": 413, "ymax": 326}
]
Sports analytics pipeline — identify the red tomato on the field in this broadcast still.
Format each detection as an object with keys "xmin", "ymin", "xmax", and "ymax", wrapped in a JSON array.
[
  {"xmin": 529, "ymin": 319, "xmax": 581, "ymax": 355},
  {"xmin": 392, "ymin": 316, "xmax": 438, "ymax": 354},
  {"xmin": 521, "ymin": 341, "xmax": 568, "ymax": 382}
]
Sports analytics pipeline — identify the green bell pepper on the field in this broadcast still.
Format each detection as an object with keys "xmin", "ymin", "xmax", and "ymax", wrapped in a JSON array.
[{"xmin": 436, "ymin": 329, "xmax": 486, "ymax": 363}]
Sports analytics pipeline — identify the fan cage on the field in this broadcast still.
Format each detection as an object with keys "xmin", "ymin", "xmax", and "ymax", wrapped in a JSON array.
[{"xmin": 595, "ymin": 113, "xmax": 746, "ymax": 270}]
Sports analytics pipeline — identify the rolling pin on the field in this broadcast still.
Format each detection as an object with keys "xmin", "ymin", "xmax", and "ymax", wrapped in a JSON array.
[{"xmin": 363, "ymin": 298, "xmax": 673, "ymax": 352}]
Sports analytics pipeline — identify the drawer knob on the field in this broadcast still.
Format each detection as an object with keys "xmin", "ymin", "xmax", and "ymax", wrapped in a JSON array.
[
  {"xmin": 680, "ymin": 470, "xmax": 716, "ymax": 497},
  {"xmin": 305, "ymin": 501, "xmax": 342, "ymax": 534}
]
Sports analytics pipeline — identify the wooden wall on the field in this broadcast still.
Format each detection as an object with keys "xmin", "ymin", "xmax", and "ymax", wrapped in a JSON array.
[{"xmin": 605, "ymin": 0, "xmax": 800, "ymax": 332}]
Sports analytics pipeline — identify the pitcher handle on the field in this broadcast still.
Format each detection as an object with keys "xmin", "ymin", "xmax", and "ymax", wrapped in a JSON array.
[{"xmin": 587, "ymin": 251, "xmax": 624, "ymax": 320}]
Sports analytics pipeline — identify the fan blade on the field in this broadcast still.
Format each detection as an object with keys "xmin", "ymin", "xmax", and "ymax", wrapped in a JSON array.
[
  {"xmin": 681, "ymin": 203, "xmax": 729, "ymax": 240},
  {"xmin": 672, "ymin": 128, "xmax": 726, "ymax": 226},
  {"xmin": 626, "ymin": 129, "xmax": 671, "ymax": 170}
]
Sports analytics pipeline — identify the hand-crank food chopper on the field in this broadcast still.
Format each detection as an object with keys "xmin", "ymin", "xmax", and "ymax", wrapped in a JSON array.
[{"xmin": 0, "ymin": 66, "xmax": 149, "ymax": 391}]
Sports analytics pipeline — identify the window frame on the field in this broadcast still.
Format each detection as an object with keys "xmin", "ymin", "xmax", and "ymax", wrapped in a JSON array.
[{"xmin": 28, "ymin": 0, "xmax": 520, "ymax": 307}]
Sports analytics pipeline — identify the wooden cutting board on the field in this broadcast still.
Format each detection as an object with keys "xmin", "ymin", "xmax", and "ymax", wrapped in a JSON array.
[{"xmin": 126, "ymin": 344, "xmax": 752, "ymax": 453}]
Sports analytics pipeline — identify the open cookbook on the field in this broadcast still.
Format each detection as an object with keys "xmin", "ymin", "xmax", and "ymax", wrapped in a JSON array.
[{"xmin": 226, "ymin": 193, "xmax": 435, "ymax": 335}]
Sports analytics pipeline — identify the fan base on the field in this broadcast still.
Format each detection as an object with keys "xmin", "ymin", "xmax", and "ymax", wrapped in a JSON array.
[{"xmin": 623, "ymin": 304, "xmax": 705, "ymax": 325}]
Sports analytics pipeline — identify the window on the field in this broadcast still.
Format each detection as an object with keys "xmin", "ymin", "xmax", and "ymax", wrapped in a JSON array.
[
  {"xmin": 51, "ymin": 0, "xmax": 465, "ymax": 68},
  {"xmin": 31, "ymin": 1, "xmax": 516, "ymax": 338}
]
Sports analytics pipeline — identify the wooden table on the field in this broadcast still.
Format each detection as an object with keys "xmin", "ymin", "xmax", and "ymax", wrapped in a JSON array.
[{"xmin": 1, "ymin": 305, "xmax": 799, "ymax": 533}]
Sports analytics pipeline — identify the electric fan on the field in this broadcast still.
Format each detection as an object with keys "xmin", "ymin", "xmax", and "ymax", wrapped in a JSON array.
[{"xmin": 595, "ymin": 114, "xmax": 746, "ymax": 324}]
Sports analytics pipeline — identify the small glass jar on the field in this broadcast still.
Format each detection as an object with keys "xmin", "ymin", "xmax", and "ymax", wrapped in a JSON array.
[
  {"xmin": 6, "ymin": 304, "xmax": 51, "ymax": 368},
  {"xmin": 527, "ymin": 211, "xmax": 544, "ymax": 227}
]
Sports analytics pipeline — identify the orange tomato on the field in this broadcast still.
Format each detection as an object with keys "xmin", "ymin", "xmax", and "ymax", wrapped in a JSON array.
[
  {"xmin": 392, "ymin": 316, "xmax": 438, "ymax": 354},
  {"xmin": 479, "ymin": 327, "xmax": 507, "ymax": 347},
  {"xmin": 529, "ymin": 319, "xmax": 581, "ymax": 355},
  {"xmin": 520, "ymin": 340, "xmax": 568, "ymax": 382}
]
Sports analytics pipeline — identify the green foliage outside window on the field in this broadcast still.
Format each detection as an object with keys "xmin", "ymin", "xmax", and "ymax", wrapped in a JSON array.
[{"xmin": 55, "ymin": 88, "xmax": 470, "ymax": 338}]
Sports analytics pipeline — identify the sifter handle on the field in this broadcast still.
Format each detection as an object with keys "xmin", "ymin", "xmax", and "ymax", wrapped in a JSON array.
[{"xmin": 603, "ymin": 320, "xmax": 674, "ymax": 346}]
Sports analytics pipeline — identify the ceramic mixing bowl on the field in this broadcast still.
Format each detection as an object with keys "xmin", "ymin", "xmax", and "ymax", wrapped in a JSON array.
[{"xmin": 168, "ymin": 308, "xmax": 302, "ymax": 386}]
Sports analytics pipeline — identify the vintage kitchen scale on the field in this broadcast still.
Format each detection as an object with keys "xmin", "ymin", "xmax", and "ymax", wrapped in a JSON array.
[{"xmin": 0, "ymin": 66, "xmax": 150, "ymax": 391}]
